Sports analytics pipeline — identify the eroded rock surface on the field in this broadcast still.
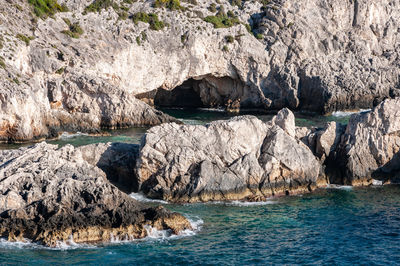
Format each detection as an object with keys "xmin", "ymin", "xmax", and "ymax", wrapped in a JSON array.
[
  {"xmin": 137, "ymin": 109, "xmax": 325, "ymax": 202},
  {"xmin": 1, "ymin": 0, "xmax": 400, "ymax": 141},
  {"xmin": 334, "ymin": 98, "xmax": 400, "ymax": 185},
  {"xmin": 0, "ymin": 142, "xmax": 191, "ymax": 247}
]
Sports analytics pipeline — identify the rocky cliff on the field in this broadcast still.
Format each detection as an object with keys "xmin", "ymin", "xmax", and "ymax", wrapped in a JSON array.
[{"xmin": 0, "ymin": 0, "xmax": 399, "ymax": 141}]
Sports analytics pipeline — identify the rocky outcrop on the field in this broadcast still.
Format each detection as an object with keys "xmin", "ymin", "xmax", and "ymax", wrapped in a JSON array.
[
  {"xmin": 0, "ymin": 142, "xmax": 191, "ymax": 247},
  {"xmin": 1, "ymin": 0, "xmax": 400, "ymax": 141},
  {"xmin": 137, "ymin": 109, "xmax": 325, "ymax": 202},
  {"xmin": 334, "ymin": 98, "xmax": 400, "ymax": 185}
]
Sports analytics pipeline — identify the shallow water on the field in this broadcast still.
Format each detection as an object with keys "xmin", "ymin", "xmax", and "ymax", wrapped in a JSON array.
[
  {"xmin": 0, "ymin": 108, "xmax": 353, "ymax": 150},
  {"xmin": 1, "ymin": 185, "xmax": 400, "ymax": 265}
]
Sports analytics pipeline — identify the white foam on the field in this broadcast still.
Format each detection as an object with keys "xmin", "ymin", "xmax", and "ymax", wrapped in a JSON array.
[
  {"xmin": 180, "ymin": 119, "xmax": 204, "ymax": 125},
  {"xmin": 326, "ymin": 184, "xmax": 353, "ymax": 190},
  {"xmin": 0, "ymin": 237, "xmax": 94, "ymax": 251},
  {"xmin": 331, "ymin": 109, "xmax": 371, "ymax": 117},
  {"xmin": 197, "ymin": 107, "xmax": 226, "ymax": 112},
  {"xmin": 227, "ymin": 200, "xmax": 277, "ymax": 206},
  {"xmin": 372, "ymin": 179, "xmax": 383, "ymax": 186},
  {"xmin": 187, "ymin": 199, "xmax": 277, "ymax": 206},
  {"xmin": 0, "ymin": 217, "xmax": 203, "ymax": 249},
  {"xmin": 141, "ymin": 216, "xmax": 203, "ymax": 241},
  {"xmin": 59, "ymin": 132, "xmax": 88, "ymax": 139},
  {"xmin": 129, "ymin": 193, "xmax": 169, "ymax": 204}
]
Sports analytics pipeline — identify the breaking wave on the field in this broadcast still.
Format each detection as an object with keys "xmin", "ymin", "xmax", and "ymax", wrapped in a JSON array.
[
  {"xmin": 331, "ymin": 109, "xmax": 371, "ymax": 117},
  {"xmin": 0, "ymin": 217, "xmax": 203, "ymax": 250},
  {"xmin": 326, "ymin": 184, "xmax": 353, "ymax": 190},
  {"xmin": 129, "ymin": 193, "xmax": 169, "ymax": 204}
]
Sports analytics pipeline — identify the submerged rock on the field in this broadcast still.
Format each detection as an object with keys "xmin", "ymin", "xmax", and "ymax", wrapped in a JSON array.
[
  {"xmin": 334, "ymin": 98, "xmax": 400, "ymax": 185},
  {"xmin": 0, "ymin": 143, "xmax": 191, "ymax": 247},
  {"xmin": 137, "ymin": 109, "xmax": 325, "ymax": 202}
]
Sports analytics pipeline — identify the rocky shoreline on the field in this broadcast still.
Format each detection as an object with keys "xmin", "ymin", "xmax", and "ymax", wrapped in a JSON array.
[
  {"xmin": 0, "ymin": 143, "xmax": 191, "ymax": 247},
  {"xmin": 1, "ymin": 98, "xmax": 399, "ymax": 246},
  {"xmin": 136, "ymin": 98, "xmax": 400, "ymax": 202},
  {"xmin": 1, "ymin": 0, "xmax": 400, "ymax": 247}
]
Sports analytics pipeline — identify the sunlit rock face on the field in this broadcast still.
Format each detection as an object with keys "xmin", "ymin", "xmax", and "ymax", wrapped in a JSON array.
[
  {"xmin": 334, "ymin": 98, "xmax": 400, "ymax": 185},
  {"xmin": 1, "ymin": 0, "xmax": 399, "ymax": 141},
  {"xmin": 137, "ymin": 109, "xmax": 325, "ymax": 202}
]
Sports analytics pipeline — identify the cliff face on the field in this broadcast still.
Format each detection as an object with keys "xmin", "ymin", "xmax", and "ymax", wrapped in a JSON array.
[{"xmin": 1, "ymin": 0, "xmax": 399, "ymax": 141}]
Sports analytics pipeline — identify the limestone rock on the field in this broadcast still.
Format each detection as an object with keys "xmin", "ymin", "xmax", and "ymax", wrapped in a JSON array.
[
  {"xmin": 0, "ymin": 142, "xmax": 191, "ymax": 247},
  {"xmin": 137, "ymin": 110, "xmax": 324, "ymax": 202},
  {"xmin": 334, "ymin": 98, "xmax": 400, "ymax": 185},
  {"xmin": 315, "ymin": 122, "xmax": 345, "ymax": 161},
  {"xmin": 1, "ymin": 0, "xmax": 400, "ymax": 141},
  {"xmin": 271, "ymin": 108, "xmax": 296, "ymax": 137}
]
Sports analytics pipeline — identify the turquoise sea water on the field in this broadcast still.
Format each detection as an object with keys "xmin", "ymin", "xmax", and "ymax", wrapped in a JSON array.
[
  {"xmin": 0, "ymin": 108, "xmax": 352, "ymax": 150},
  {"xmin": 1, "ymin": 185, "xmax": 399, "ymax": 265},
  {"xmin": 1, "ymin": 108, "xmax": 388, "ymax": 265}
]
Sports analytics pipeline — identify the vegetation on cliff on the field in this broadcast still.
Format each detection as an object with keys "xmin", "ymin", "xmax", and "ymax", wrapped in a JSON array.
[{"xmin": 28, "ymin": 0, "xmax": 68, "ymax": 18}]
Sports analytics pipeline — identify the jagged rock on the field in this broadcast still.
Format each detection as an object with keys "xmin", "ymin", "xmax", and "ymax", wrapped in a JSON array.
[
  {"xmin": 0, "ymin": 142, "xmax": 191, "ymax": 247},
  {"xmin": 334, "ymin": 98, "xmax": 400, "ymax": 185},
  {"xmin": 137, "ymin": 109, "xmax": 325, "ymax": 202},
  {"xmin": 315, "ymin": 122, "xmax": 345, "ymax": 161},
  {"xmin": 1, "ymin": 0, "xmax": 400, "ymax": 141},
  {"xmin": 271, "ymin": 108, "xmax": 296, "ymax": 137}
]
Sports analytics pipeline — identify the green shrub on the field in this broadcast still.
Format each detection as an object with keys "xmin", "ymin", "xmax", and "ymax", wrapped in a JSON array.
[
  {"xmin": 222, "ymin": 45, "xmax": 229, "ymax": 52},
  {"xmin": 255, "ymin": 33, "xmax": 263, "ymax": 39},
  {"xmin": 208, "ymin": 3, "xmax": 216, "ymax": 12},
  {"xmin": 245, "ymin": 23, "xmax": 251, "ymax": 33},
  {"xmin": 61, "ymin": 22, "xmax": 84, "ymax": 38},
  {"xmin": 0, "ymin": 56, "xmax": 5, "ymax": 69},
  {"xmin": 132, "ymin": 12, "xmax": 165, "ymax": 30},
  {"xmin": 141, "ymin": 31, "xmax": 147, "ymax": 41},
  {"xmin": 55, "ymin": 67, "xmax": 65, "ymax": 74},
  {"xmin": 16, "ymin": 34, "xmax": 34, "ymax": 46},
  {"xmin": 154, "ymin": 0, "xmax": 184, "ymax": 11},
  {"xmin": 28, "ymin": 0, "xmax": 68, "ymax": 19},
  {"xmin": 181, "ymin": 32, "xmax": 188, "ymax": 43},
  {"xmin": 204, "ymin": 13, "xmax": 240, "ymax": 28},
  {"xmin": 84, "ymin": 0, "xmax": 119, "ymax": 14},
  {"xmin": 231, "ymin": 0, "xmax": 242, "ymax": 7},
  {"xmin": 225, "ymin": 35, "xmax": 234, "ymax": 43}
]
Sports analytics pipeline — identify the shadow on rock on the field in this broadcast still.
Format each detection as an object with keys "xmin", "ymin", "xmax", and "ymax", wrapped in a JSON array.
[
  {"xmin": 372, "ymin": 151, "xmax": 400, "ymax": 183},
  {"xmin": 96, "ymin": 143, "xmax": 140, "ymax": 193}
]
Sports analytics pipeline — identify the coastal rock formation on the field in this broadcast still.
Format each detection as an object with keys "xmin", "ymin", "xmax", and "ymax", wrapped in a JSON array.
[
  {"xmin": 334, "ymin": 98, "xmax": 400, "ymax": 185},
  {"xmin": 1, "ymin": 0, "xmax": 400, "ymax": 141},
  {"xmin": 0, "ymin": 142, "xmax": 191, "ymax": 247},
  {"xmin": 137, "ymin": 109, "xmax": 325, "ymax": 202}
]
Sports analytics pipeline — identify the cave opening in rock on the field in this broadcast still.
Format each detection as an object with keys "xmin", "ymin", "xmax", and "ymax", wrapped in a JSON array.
[
  {"xmin": 136, "ymin": 76, "xmax": 246, "ymax": 112},
  {"xmin": 155, "ymin": 78, "xmax": 205, "ymax": 108}
]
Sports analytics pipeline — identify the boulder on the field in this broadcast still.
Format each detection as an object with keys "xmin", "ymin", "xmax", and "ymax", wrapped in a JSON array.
[
  {"xmin": 0, "ymin": 142, "xmax": 191, "ymax": 247},
  {"xmin": 334, "ymin": 98, "xmax": 400, "ymax": 185},
  {"xmin": 137, "ymin": 109, "xmax": 325, "ymax": 202},
  {"xmin": 315, "ymin": 122, "xmax": 346, "ymax": 161}
]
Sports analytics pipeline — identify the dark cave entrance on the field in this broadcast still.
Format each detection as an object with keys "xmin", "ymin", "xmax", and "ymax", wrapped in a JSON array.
[
  {"xmin": 136, "ymin": 76, "xmax": 245, "ymax": 112},
  {"xmin": 154, "ymin": 78, "xmax": 205, "ymax": 108}
]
